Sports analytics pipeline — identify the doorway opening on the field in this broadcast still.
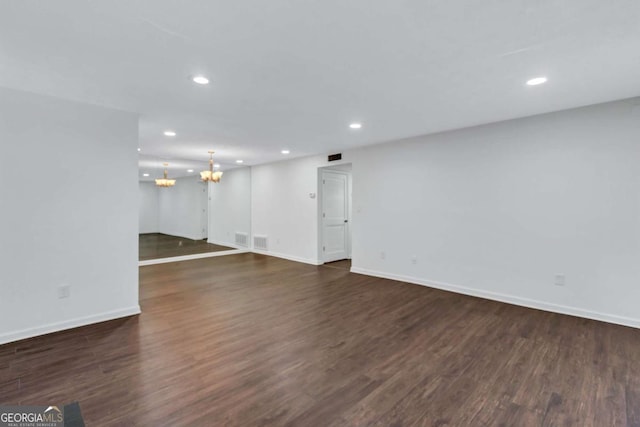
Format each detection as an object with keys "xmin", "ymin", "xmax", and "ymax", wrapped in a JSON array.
[{"xmin": 318, "ymin": 163, "xmax": 352, "ymax": 265}]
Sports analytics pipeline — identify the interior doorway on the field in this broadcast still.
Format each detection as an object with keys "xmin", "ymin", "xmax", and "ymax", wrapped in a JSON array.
[
  {"xmin": 319, "ymin": 164, "xmax": 352, "ymax": 264},
  {"xmin": 200, "ymin": 182, "xmax": 208, "ymax": 239}
]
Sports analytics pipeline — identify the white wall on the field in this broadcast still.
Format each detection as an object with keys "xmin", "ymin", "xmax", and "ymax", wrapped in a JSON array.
[
  {"xmin": 251, "ymin": 155, "xmax": 353, "ymax": 264},
  {"xmin": 158, "ymin": 176, "xmax": 208, "ymax": 240},
  {"xmin": 251, "ymin": 98, "xmax": 640, "ymax": 327},
  {"xmin": 139, "ymin": 182, "xmax": 159, "ymax": 233},
  {"xmin": 351, "ymin": 98, "xmax": 640, "ymax": 326},
  {"xmin": 0, "ymin": 87, "xmax": 140, "ymax": 344},
  {"xmin": 208, "ymin": 167, "xmax": 251, "ymax": 247}
]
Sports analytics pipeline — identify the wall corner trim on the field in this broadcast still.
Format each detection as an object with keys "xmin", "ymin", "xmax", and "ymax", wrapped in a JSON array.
[
  {"xmin": 0, "ymin": 305, "xmax": 142, "ymax": 345},
  {"xmin": 350, "ymin": 266, "xmax": 640, "ymax": 330}
]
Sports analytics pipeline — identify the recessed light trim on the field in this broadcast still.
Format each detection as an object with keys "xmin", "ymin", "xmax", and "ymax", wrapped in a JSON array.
[
  {"xmin": 281, "ymin": 150, "xmax": 290, "ymax": 154},
  {"xmin": 349, "ymin": 123, "xmax": 362, "ymax": 129},
  {"xmin": 143, "ymin": 173, "xmax": 149, "ymax": 177},
  {"xmin": 236, "ymin": 160, "xmax": 244, "ymax": 164},
  {"xmin": 214, "ymin": 163, "xmax": 220, "ymax": 168},
  {"xmin": 526, "ymin": 77, "xmax": 547, "ymax": 86},
  {"xmin": 187, "ymin": 169, "xmax": 194, "ymax": 173},
  {"xmin": 164, "ymin": 130, "xmax": 177, "ymax": 137},
  {"xmin": 192, "ymin": 75, "xmax": 210, "ymax": 85}
]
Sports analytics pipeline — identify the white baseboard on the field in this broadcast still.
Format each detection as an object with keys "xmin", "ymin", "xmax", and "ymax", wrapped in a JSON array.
[
  {"xmin": 0, "ymin": 305, "xmax": 141, "ymax": 345},
  {"xmin": 252, "ymin": 249, "xmax": 323, "ymax": 266},
  {"xmin": 139, "ymin": 249, "xmax": 249, "ymax": 266},
  {"xmin": 350, "ymin": 267, "xmax": 640, "ymax": 329}
]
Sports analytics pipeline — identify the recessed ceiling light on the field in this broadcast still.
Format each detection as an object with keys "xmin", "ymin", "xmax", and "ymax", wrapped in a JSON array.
[
  {"xmin": 349, "ymin": 123, "xmax": 362, "ymax": 129},
  {"xmin": 164, "ymin": 130, "xmax": 176, "ymax": 137},
  {"xmin": 187, "ymin": 169, "xmax": 194, "ymax": 173},
  {"xmin": 214, "ymin": 163, "xmax": 220, "ymax": 168},
  {"xmin": 143, "ymin": 173, "xmax": 149, "ymax": 177},
  {"xmin": 526, "ymin": 77, "xmax": 547, "ymax": 86},
  {"xmin": 192, "ymin": 75, "xmax": 210, "ymax": 85},
  {"xmin": 281, "ymin": 149, "xmax": 290, "ymax": 154},
  {"xmin": 236, "ymin": 160, "xmax": 244, "ymax": 164},
  {"xmin": 137, "ymin": 148, "xmax": 141, "ymax": 152}
]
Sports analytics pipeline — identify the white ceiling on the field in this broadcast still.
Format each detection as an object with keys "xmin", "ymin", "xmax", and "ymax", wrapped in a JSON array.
[{"xmin": 2, "ymin": 0, "xmax": 639, "ymax": 174}]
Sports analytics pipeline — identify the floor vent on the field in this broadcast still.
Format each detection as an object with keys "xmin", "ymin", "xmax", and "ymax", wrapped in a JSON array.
[
  {"xmin": 253, "ymin": 235, "xmax": 268, "ymax": 251},
  {"xmin": 235, "ymin": 232, "xmax": 249, "ymax": 247}
]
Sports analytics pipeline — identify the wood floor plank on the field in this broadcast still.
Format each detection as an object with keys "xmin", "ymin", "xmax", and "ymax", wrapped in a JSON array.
[{"xmin": 2, "ymin": 253, "xmax": 640, "ymax": 426}]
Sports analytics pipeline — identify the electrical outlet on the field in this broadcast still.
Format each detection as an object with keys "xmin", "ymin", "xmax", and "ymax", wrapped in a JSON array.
[
  {"xmin": 57, "ymin": 285, "xmax": 71, "ymax": 299},
  {"xmin": 380, "ymin": 251, "xmax": 386, "ymax": 260},
  {"xmin": 554, "ymin": 274, "xmax": 565, "ymax": 286},
  {"xmin": 411, "ymin": 255, "xmax": 417, "ymax": 265}
]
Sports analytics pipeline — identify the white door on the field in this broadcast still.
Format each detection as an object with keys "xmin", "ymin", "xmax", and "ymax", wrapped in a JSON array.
[
  {"xmin": 322, "ymin": 170, "xmax": 349, "ymax": 262},
  {"xmin": 200, "ymin": 184, "xmax": 208, "ymax": 239}
]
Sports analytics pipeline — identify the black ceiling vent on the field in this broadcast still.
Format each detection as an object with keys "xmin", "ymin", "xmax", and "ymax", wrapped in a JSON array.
[{"xmin": 328, "ymin": 153, "xmax": 342, "ymax": 162}]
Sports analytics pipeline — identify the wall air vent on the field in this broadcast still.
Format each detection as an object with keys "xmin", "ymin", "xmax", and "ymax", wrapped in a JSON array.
[
  {"xmin": 253, "ymin": 235, "xmax": 268, "ymax": 251},
  {"xmin": 235, "ymin": 232, "xmax": 249, "ymax": 247},
  {"xmin": 328, "ymin": 153, "xmax": 342, "ymax": 162}
]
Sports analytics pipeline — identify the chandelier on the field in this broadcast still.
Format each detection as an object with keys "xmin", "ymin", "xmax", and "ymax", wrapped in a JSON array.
[
  {"xmin": 200, "ymin": 150, "xmax": 223, "ymax": 183},
  {"xmin": 155, "ymin": 163, "xmax": 176, "ymax": 187}
]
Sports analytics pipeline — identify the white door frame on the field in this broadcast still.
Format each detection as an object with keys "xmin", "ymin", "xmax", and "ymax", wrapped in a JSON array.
[
  {"xmin": 317, "ymin": 165, "xmax": 352, "ymax": 263},
  {"xmin": 200, "ymin": 181, "xmax": 208, "ymax": 239}
]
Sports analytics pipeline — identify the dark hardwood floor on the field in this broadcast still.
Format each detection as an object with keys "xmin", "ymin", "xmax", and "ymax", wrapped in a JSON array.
[
  {"xmin": 2, "ymin": 253, "xmax": 640, "ymax": 425},
  {"xmin": 139, "ymin": 232, "xmax": 233, "ymax": 260}
]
